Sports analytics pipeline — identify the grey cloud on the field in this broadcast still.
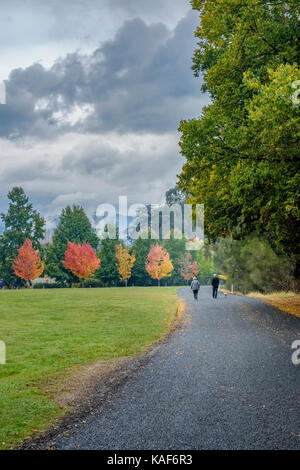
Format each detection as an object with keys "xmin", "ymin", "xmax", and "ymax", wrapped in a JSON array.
[
  {"xmin": 0, "ymin": 10, "xmax": 205, "ymax": 138},
  {"xmin": 62, "ymin": 142, "xmax": 121, "ymax": 174},
  {"xmin": 0, "ymin": 0, "xmax": 190, "ymax": 67},
  {"xmin": 0, "ymin": 160, "xmax": 54, "ymax": 183},
  {"xmin": 0, "ymin": 131, "xmax": 181, "ymax": 222},
  {"xmin": 0, "ymin": 6, "xmax": 204, "ymax": 224}
]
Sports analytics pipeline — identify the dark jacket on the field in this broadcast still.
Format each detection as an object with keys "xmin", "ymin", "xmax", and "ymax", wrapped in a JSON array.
[{"xmin": 211, "ymin": 276, "xmax": 219, "ymax": 288}]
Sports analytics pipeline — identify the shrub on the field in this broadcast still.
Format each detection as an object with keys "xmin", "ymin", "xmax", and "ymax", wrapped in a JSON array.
[
  {"xmin": 72, "ymin": 278, "xmax": 103, "ymax": 288},
  {"xmin": 215, "ymin": 235, "xmax": 296, "ymax": 294},
  {"xmin": 33, "ymin": 282, "xmax": 62, "ymax": 289}
]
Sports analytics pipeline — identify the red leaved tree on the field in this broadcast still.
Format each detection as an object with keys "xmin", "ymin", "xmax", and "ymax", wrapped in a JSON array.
[
  {"xmin": 145, "ymin": 243, "xmax": 173, "ymax": 286},
  {"xmin": 62, "ymin": 242, "xmax": 101, "ymax": 286},
  {"xmin": 12, "ymin": 238, "xmax": 44, "ymax": 285},
  {"xmin": 179, "ymin": 252, "xmax": 199, "ymax": 284}
]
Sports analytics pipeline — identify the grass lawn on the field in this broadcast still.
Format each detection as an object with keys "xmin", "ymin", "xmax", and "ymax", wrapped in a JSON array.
[{"xmin": 0, "ymin": 287, "xmax": 179, "ymax": 449}]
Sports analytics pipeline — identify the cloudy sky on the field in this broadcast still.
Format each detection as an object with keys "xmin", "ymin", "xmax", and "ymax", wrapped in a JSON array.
[{"xmin": 0, "ymin": 0, "xmax": 208, "ymax": 229}]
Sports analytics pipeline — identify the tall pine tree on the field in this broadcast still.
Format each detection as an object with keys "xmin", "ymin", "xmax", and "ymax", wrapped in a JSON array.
[
  {"xmin": 131, "ymin": 232, "xmax": 153, "ymax": 286},
  {"xmin": 95, "ymin": 225, "xmax": 120, "ymax": 287},
  {"xmin": 0, "ymin": 187, "xmax": 45, "ymax": 286}
]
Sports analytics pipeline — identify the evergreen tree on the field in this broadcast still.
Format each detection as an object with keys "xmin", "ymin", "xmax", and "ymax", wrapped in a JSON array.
[
  {"xmin": 165, "ymin": 185, "xmax": 187, "ymax": 207},
  {"xmin": 95, "ymin": 225, "xmax": 120, "ymax": 287},
  {"xmin": 0, "ymin": 187, "xmax": 45, "ymax": 286},
  {"xmin": 162, "ymin": 231, "xmax": 188, "ymax": 285},
  {"xmin": 131, "ymin": 233, "xmax": 153, "ymax": 286},
  {"xmin": 214, "ymin": 235, "xmax": 295, "ymax": 294}
]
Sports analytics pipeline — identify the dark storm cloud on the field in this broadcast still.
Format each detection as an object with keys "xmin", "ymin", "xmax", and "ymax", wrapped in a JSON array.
[{"xmin": 0, "ymin": 10, "xmax": 205, "ymax": 139}]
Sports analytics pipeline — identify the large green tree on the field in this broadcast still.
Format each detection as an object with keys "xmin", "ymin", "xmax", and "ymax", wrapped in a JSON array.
[
  {"xmin": 46, "ymin": 205, "xmax": 99, "ymax": 286},
  {"xmin": 162, "ymin": 231, "xmax": 189, "ymax": 285},
  {"xmin": 95, "ymin": 225, "xmax": 120, "ymax": 287},
  {"xmin": 178, "ymin": 0, "xmax": 300, "ymax": 276},
  {"xmin": 0, "ymin": 187, "xmax": 45, "ymax": 286},
  {"xmin": 131, "ymin": 233, "xmax": 153, "ymax": 286}
]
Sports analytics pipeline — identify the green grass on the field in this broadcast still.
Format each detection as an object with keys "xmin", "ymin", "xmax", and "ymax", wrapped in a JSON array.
[{"xmin": 0, "ymin": 287, "xmax": 179, "ymax": 449}]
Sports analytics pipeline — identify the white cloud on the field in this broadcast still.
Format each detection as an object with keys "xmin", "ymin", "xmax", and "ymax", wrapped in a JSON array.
[{"xmin": 52, "ymin": 103, "xmax": 95, "ymax": 126}]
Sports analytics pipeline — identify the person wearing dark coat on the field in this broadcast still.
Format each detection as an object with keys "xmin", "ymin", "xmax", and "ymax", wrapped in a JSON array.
[
  {"xmin": 191, "ymin": 277, "xmax": 200, "ymax": 300},
  {"xmin": 211, "ymin": 274, "xmax": 220, "ymax": 299}
]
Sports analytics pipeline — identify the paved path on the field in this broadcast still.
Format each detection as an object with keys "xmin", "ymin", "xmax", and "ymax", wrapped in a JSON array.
[{"xmin": 37, "ymin": 287, "xmax": 300, "ymax": 450}]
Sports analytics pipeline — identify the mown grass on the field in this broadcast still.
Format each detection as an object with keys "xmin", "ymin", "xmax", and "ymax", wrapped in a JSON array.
[{"xmin": 0, "ymin": 287, "xmax": 179, "ymax": 449}]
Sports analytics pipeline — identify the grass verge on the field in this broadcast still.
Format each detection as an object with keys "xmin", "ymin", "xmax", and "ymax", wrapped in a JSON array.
[
  {"xmin": 0, "ymin": 287, "xmax": 180, "ymax": 449},
  {"xmin": 247, "ymin": 291, "xmax": 300, "ymax": 319}
]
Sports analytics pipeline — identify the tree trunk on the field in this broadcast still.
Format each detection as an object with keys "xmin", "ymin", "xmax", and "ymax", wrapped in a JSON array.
[
  {"xmin": 295, "ymin": 260, "xmax": 300, "ymax": 291},
  {"xmin": 158, "ymin": 279, "xmax": 160, "ymax": 287},
  {"xmin": 125, "ymin": 279, "xmax": 128, "ymax": 288}
]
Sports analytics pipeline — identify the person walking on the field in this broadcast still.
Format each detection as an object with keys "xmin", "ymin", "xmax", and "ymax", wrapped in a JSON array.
[
  {"xmin": 211, "ymin": 274, "xmax": 220, "ymax": 299},
  {"xmin": 191, "ymin": 276, "xmax": 200, "ymax": 300}
]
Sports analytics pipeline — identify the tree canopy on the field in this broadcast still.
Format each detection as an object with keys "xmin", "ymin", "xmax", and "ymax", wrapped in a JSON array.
[{"xmin": 178, "ymin": 0, "xmax": 300, "ymax": 267}]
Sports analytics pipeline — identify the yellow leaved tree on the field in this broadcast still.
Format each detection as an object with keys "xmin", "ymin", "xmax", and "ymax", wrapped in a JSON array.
[{"xmin": 115, "ymin": 245, "xmax": 136, "ymax": 287}]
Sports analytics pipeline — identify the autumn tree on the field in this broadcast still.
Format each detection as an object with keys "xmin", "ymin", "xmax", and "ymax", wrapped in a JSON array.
[
  {"xmin": 179, "ymin": 252, "xmax": 199, "ymax": 285},
  {"xmin": 0, "ymin": 187, "xmax": 45, "ymax": 286},
  {"xmin": 145, "ymin": 244, "xmax": 173, "ymax": 286},
  {"xmin": 115, "ymin": 245, "xmax": 136, "ymax": 287},
  {"xmin": 12, "ymin": 239, "xmax": 44, "ymax": 285},
  {"xmin": 62, "ymin": 242, "xmax": 100, "ymax": 287},
  {"xmin": 46, "ymin": 206, "xmax": 99, "ymax": 286}
]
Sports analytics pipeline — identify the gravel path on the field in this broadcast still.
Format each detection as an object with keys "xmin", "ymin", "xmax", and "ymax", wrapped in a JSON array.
[{"xmin": 32, "ymin": 287, "xmax": 300, "ymax": 450}]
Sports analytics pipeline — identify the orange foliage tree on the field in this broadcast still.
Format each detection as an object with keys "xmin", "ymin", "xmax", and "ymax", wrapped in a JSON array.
[
  {"xmin": 145, "ymin": 243, "xmax": 173, "ymax": 286},
  {"xmin": 62, "ymin": 242, "xmax": 100, "ymax": 286},
  {"xmin": 179, "ymin": 252, "xmax": 199, "ymax": 284},
  {"xmin": 12, "ymin": 238, "xmax": 44, "ymax": 284},
  {"xmin": 115, "ymin": 245, "xmax": 136, "ymax": 287}
]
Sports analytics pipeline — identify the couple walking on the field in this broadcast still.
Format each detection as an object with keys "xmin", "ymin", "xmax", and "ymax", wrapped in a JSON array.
[{"xmin": 191, "ymin": 274, "xmax": 220, "ymax": 300}]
